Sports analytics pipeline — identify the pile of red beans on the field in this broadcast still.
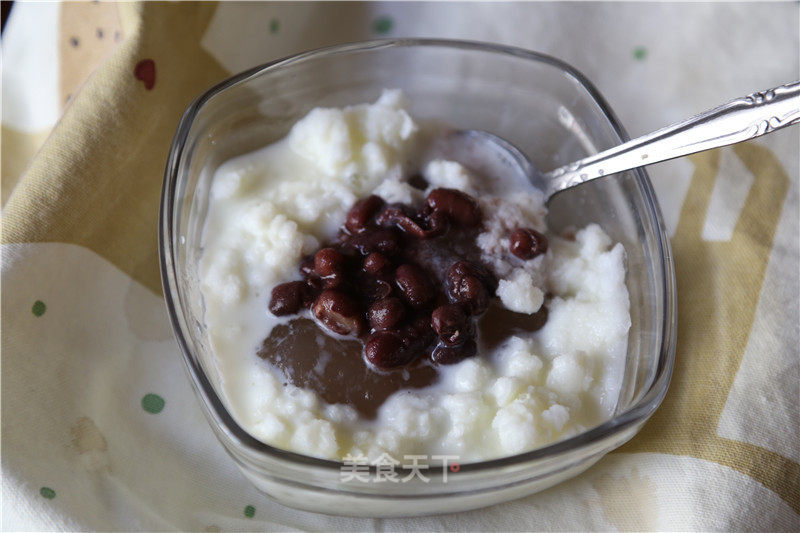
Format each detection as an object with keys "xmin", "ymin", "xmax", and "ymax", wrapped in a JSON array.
[{"xmin": 269, "ymin": 187, "xmax": 547, "ymax": 371}]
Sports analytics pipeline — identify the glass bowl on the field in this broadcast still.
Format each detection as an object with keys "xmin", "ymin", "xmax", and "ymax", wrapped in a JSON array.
[{"xmin": 160, "ymin": 39, "xmax": 676, "ymax": 517}]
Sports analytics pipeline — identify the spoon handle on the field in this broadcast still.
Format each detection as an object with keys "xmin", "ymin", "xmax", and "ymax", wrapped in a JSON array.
[{"xmin": 545, "ymin": 81, "xmax": 800, "ymax": 197}]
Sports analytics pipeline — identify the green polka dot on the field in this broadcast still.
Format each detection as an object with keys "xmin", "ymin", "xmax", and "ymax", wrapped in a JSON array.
[
  {"xmin": 269, "ymin": 18, "xmax": 280, "ymax": 34},
  {"xmin": 32, "ymin": 300, "xmax": 46, "ymax": 317},
  {"xmin": 40, "ymin": 487, "xmax": 56, "ymax": 499},
  {"xmin": 633, "ymin": 46, "xmax": 647, "ymax": 60},
  {"xmin": 244, "ymin": 505, "xmax": 255, "ymax": 518},
  {"xmin": 372, "ymin": 16, "xmax": 393, "ymax": 35},
  {"xmin": 141, "ymin": 393, "xmax": 165, "ymax": 414}
]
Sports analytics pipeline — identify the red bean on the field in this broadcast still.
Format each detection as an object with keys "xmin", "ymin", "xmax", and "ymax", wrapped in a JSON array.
[
  {"xmin": 363, "ymin": 252, "xmax": 391, "ymax": 275},
  {"xmin": 509, "ymin": 228, "xmax": 548, "ymax": 260},
  {"xmin": 395, "ymin": 264, "xmax": 434, "ymax": 308},
  {"xmin": 346, "ymin": 195, "xmax": 384, "ymax": 233},
  {"xmin": 376, "ymin": 204, "xmax": 410, "ymax": 228},
  {"xmin": 425, "ymin": 188, "xmax": 481, "ymax": 227},
  {"xmin": 314, "ymin": 247, "xmax": 346, "ymax": 288},
  {"xmin": 448, "ymin": 260, "xmax": 498, "ymax": 293},
  {"xmin": 345, "ymin": 228, "xmax": 399, "ymax": 255},
  {"xmin": 431, "ymin": 304, "xmax": 469, "ymax": 345},
  {"xmin": 311, "ymin": 290, "xmax": 364, "ymax": 336},
  {"xmin": 361, "ymin": 277, "xmax": 393, "ymax": 302},
  {"xmin": 400, "ymin": 314, "xmax": 436, "ymax": 352},
  {"xmin": 377, "ymin": 204, "xmax": 446, "ymax": 239},
  {"xmin": 446, "ymin": 262, "xmax": 490, "ymax": 315},
  {"xmin": 364, "ymin": 331, "xmax": 413, "ymax": 369},
  {"xmin": 418, "ymin": 210, "xmax": 448, "ymax": 237},
  {"xmin": 368, "ymin": 297, "xmax": 405, "ymax": 331},
  {"xmin": 314, "ymin": 248, "xmax": 344, "ymax": 277},
  {"xmin": 431, "ymin": 338, "xmax": 477, "ymax": 365},
  {"xmin": 268, "ymin": 281, "xmax": 307, "ymax": 316}
]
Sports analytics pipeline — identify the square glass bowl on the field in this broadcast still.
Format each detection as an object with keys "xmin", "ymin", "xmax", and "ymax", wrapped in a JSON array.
[{"xmin": 160, "ymin": 39, "xmax": 676, "ymax": 517}]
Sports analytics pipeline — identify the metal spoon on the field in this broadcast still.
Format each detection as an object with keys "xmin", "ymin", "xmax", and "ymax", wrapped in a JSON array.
[{"xmin": 457, "ymin": 81, "xmax": 799, "ymax": 202}]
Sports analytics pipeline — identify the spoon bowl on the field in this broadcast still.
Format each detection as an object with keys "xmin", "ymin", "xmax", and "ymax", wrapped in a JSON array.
[{"xmin": 458, "ymin": 81, "xmax": 799, "ymax": 203}]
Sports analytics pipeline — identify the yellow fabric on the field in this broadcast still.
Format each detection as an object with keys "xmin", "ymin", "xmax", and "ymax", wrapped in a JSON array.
[
  {"xmin": 620, "ymin": 146, "xmax": 798, "ymax": 510},
  {"xmin": 4, "ymin": 2, "xmax": 228, "ymax": 294},
  {"xmin": 2, "ymin": 2, "xmax": 798, "ymax": 529}
]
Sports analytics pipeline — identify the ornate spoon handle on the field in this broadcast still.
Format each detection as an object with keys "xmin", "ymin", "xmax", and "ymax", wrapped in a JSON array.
[{"xmin": 545, "ymin": 81, "xmax": 800, "ymax": 198}]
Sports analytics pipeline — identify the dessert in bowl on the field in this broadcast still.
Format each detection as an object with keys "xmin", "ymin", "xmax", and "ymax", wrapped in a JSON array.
[
  {"xmin": 200, "ymin": 89, "xmax": 631, "ymax": 462},
  {"xmin": 161, "ymin": 40, "xmax": 675, "ymax": 516}
]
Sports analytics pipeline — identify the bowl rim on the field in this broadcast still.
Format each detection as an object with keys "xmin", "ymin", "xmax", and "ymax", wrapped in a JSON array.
[{"xmin": 160, "ymin": 38, "xmax": 677, "ymax": 477}]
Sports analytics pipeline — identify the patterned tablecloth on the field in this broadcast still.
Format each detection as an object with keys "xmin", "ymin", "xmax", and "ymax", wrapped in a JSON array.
[{"xmin": 2, "ymin": 2, "xmax": 798, "ymax": 530}]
